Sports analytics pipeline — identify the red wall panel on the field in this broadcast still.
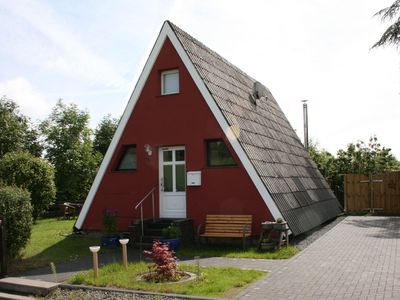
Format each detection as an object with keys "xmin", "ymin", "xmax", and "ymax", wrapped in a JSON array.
[{"xmin": 82, "ymin": 38, "xmax": 274, "ymax": 234}]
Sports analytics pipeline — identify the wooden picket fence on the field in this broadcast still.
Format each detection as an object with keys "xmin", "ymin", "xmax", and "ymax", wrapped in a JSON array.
[{"xmin": 344, "ymin": 172, "xmax": 400, "ymax": 213}]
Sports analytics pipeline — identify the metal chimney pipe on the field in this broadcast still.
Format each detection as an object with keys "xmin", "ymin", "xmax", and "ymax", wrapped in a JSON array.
[{"xmin": 301, "ymin": 100, "xmax": 309, "ymax": 151}]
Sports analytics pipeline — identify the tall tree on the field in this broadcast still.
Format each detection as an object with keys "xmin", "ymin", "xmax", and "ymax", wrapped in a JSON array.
[
  {"xmin": 373, "ymin": 0, "xmax": 400, "ymax": 48},
  {"xmin": 0, "ymin": 151, "xmax": 56, "ymax": 220},
  {"xmin": 40, "ymin": 100, "xmax": 101, "ymax": 203},
  {"xmin": 308, "ymin": 141, "xmax": 342, "ymax": 194},
  {"xmin": 335, "ymin": 136, "xmax": 400, "ymax": 175},
  {"xmin": 93, "ymin": 114, "xmax": 119, "ymax": 156},
  {"xmin": 0, "ymin": 96, "xmax": 42, "ymax": 157},
  {"xmin": 309, "ymin": 136, "xmax": 400, "ymax": 205}
]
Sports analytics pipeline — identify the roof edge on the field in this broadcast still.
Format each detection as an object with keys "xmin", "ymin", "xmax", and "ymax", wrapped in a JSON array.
[
  {"xmin": 75, "ymin": 22, "xmax": 170, "ymax": 229},
  {"xmin": 168, "ymin": 22, "xmax": 285, "ymax": 224}
]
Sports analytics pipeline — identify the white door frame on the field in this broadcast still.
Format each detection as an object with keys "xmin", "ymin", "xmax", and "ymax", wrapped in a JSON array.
[{"xmin": 159, "ymin": 146, "xmax": 186, "ymax": 218}]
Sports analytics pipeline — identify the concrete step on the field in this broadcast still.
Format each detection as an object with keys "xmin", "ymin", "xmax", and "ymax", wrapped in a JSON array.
[
  {"xmin": 0, "ymin": 277, "xmax": 59, "ymax": 297},
  {"xmin": 0, "ymin": 291, "xmax": 34, "ymax": 300}
]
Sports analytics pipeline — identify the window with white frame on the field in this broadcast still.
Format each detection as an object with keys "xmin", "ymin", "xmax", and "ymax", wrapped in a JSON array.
[{"xmin": 161, "ymin": 69, "xmax": 179, "ymax": 95}]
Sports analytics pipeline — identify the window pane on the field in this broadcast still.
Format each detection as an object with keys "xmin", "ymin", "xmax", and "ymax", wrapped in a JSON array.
[
  {"xmin": 163, "ymin": 165, "xmax": 173, "ymax": 192},
  {"xmin": 175, "ymin": 150, "xmax": 185, "ymax": 161},
  {"xmin": 117, "ymin": 146, "xmax": 137, "ymax": 170},
  {"xmin": 207, "ymin": 140, "xmax": 236, "ymax": 167},
  {"xmin": 176, "ymin": 164, "xmax": 185, "ymax": 191},
  {"xmin": 163, "ymin": 150, "xmax": 172, "ymax": 162},
  {"xmin": 162, "ymin": 71, "xmax": 179, "ymax": 95}
]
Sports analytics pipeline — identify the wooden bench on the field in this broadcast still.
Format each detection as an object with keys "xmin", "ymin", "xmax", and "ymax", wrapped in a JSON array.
[{"xmin": 197, "ymin": 215, "xmax": 252, "ymax": 249}]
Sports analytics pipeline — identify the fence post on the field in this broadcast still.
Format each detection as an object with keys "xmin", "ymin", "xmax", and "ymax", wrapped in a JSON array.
[{"xmin": 0, "ymin": 216, "xmax": 7, "ymax": 278}]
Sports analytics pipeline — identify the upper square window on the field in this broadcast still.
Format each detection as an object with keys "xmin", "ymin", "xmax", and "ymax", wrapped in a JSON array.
[
  {"xmin": 116, "ymin": 145, "xmax": 137, "ymax": 171},
  {"xmin": 206, "ymin": 139, "xmax": 237, "ymax": 167},
  {"xmin": 161, "ymin": 69, "xmax": 179, "ymax": 95}
]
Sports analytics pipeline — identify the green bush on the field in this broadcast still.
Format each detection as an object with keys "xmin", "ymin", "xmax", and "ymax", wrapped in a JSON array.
[
  {"xmin": 0, "ymin": 151, "xmax": 56, "ymax": 220},
  {"xmin": 0, "ymin": 185, "xmax": 33, "ymax": 259}
]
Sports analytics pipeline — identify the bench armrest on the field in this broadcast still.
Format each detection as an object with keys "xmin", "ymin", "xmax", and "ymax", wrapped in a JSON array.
[
  {"xmin": 242, "ymin": 224, "xmax": 251, "ymax": 235},
  {"xmin": 196, "ymin": 223, "xmax": 203, "ymax": 236}
]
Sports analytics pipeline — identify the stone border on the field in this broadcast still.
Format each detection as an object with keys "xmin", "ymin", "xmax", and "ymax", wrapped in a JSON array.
[
  {"xmin": 59, "ymin": 283, "xmax": 217, "ymax": 300},
  {"xmin": 136, "ymin": 271, "xmax": 198, "ymax": 285}
]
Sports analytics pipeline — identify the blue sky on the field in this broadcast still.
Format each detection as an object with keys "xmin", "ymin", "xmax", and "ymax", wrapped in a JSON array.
[{"xmin": 1, "ymin": 0, "xmax": 399, "ymax": 157}]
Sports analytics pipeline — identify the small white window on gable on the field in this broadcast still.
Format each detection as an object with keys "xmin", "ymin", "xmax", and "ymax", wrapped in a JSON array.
[{"xmin": 161, "ymin": 69, "xmax": 179, "ymax": 95}]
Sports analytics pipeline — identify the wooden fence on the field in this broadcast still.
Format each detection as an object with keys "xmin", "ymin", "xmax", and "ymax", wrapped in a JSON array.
[{"xmin": 344, "ymin": 172, "xmax": 400, "ymax": 213}]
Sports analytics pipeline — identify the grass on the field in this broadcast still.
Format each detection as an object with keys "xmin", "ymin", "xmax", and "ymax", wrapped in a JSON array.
[
  {"xmin": 177, "ymin": 244, "xmax": 298, "ymax": 259},
  {"xmin": 13, "ymin": 218, "xmax": 298, "ymax": 274},
  {"xmin": 12, "ymin": 218, "xmax": 100, "ymax": 273},
  {"xmin": 70, "ymin": 262, "xmax": 266, "ymax": 298}
]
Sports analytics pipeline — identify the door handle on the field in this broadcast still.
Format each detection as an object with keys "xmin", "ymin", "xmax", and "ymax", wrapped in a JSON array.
[{"xmin": 160, "ymin": 177, "xmax": 164, "ymax": 192}]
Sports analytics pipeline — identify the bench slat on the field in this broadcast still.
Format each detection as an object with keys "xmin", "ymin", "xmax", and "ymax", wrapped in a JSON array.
[{"xmin": 201, "ymin": 233, "xmax": 252, "ymax": 237}]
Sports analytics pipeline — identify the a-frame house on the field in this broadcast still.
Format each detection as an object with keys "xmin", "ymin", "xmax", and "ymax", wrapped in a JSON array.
[{"xmin": 75, "ymin": 21, "xmax": 342, "ymax": 236}]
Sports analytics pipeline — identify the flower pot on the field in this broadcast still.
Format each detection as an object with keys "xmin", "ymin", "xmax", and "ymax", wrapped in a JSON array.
[
  {"xmin": 101, "ymin": 234, "xmax": 120, "ymax": 248},
  {"xmin": 261, "ymin": 221, "xmax": 276, "ymax": 230},
  {"xmin": 273, "ymin": 222, "xmax": 289, "ymax": 231},
  {"xmin": 159, "ymin": 237, "xmax": 181, "ymax": 251}
]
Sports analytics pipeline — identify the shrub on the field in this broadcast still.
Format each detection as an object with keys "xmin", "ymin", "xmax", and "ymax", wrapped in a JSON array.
[
  {"xmin": 0, "ymin": 151, "xmax": 56, "ymax": 220},
  {"xmin": 103, "ymin": 209, "xmax": 118, "ymax": 234},
  {"xmin": 143, "ymin": 241, "xmax": 179, "ymax": 282},
  {"xmin": 0, "ymin": 185, "xmax": 33, "ymax": 259},
  {"xmin": 161, "ymin": 223, "xmax": 181, "ymax": 238}
]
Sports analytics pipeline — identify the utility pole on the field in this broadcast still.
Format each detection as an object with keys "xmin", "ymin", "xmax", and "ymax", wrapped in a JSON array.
[{"xmin": 301, "ymin": 100, "xmax": 309, "ymax": 151}]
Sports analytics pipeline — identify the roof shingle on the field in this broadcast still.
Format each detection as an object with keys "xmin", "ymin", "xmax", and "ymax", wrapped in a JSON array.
[{"xmin": 170, "ymin": 21, "xmax": 342, "ymax": 235}]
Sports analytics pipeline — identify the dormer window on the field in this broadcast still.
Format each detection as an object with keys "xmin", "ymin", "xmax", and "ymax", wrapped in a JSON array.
[{"xmin": 161, "ymin": 69, "xmax": 179, "ymax": 95}]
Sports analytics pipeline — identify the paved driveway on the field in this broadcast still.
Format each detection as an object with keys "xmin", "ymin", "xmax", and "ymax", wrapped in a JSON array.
[{"xmin": 237, "ymin": 216, "xmax": 400, "ymax": 300}]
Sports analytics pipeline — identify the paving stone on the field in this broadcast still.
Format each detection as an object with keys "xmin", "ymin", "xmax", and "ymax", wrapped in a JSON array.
[{"xmin": 235, "ymin": 216, "xmax": 400, "ymax": 300}]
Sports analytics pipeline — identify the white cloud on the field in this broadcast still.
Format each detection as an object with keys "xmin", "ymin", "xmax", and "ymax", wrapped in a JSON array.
[
  {"xmin": 1, "ymin": 0, "xmax": 129, "ymax": 89},
  {"xmin": 0, "ymin": 77, "xmax": 51, "ymax": 118}
]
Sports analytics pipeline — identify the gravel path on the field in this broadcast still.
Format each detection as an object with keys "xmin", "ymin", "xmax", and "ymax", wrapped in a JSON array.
[
  {"xmin": 291, "ymin": 215, "xmax": 346, "ymax": 250},
  {"xmin": 46, "ymin": 285, "xmax": 212, "ymax": 300}
]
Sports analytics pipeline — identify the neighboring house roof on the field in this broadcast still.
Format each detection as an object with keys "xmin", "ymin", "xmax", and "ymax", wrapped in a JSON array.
[
  {"xmin": 75, "ymin": 21, "xmax": 341, "ymax": 235},
  {"xmin": 169, "ymin": 22, "xmax": 342, "ymax": 235}
]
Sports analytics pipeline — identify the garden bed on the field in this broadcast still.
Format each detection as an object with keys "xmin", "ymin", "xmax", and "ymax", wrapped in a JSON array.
[{"xmin": 68, "ymin": 262, "xmax": 266, "ymax": 298}]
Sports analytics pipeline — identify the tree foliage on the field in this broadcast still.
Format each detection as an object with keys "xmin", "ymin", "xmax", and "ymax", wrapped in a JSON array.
[
  {"xmin": 309, "ymin": 136, "xmax": 400, "ymax": 204},
  {"xmin": 308, "ymin": 141, "xmax": 342, "ymax": 195},
  {"xmin": 0, "ymin": 185, "xmax": 32, "ymax": 259},
  {"xmin": 335, "ymin": 136, "xmax": 400, "ymax": 175},
  {"xmin": 0, "ymin": 151, "xmax": 56, "ymax": 220},
  {"xmin": 373, "ymin": 0, "xmax": 400, "ymax": 48},
  {"xmin": 40, "ymin": 100, "xmax": 101, "ymax": 203},
  {"xmin": 0, "ymin": 96, "xmax": 42, "ymax": 158},
  {"xmin": 93, "ymin": 114, "xmax": 119, "ymax": 156}
]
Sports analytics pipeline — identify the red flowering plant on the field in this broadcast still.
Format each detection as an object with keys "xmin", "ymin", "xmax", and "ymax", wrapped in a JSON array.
[{"xmin": 143, "ymin": 240, "xmax": 180, "ymax": 282}]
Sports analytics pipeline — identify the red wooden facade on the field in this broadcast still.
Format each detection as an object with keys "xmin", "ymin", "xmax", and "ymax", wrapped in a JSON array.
[{"xmin": 81, "ymin": 38, "xmax": 273, "ymax": 234}]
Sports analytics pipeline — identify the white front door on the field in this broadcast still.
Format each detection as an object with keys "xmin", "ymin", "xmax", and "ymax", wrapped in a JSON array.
[{"xmin": 159, "ymin": 146, "xmax": 186, "ymax": 218}]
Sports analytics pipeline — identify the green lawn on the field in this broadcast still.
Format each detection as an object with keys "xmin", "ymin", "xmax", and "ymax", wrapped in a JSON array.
[
  {"xmin": 177, "ymin": 244, "xmax": 298, "ymax": 259},
  {"xmin": 12, "ymin": 218, "xmax": 99, "ymax": 273},
  {"xmin": 13, "ymin": 218, "xmax": 298, "ymax": 274},
  {"xmin": 70, "ymin": 262, "xmax": 266, "ymax": 298}
]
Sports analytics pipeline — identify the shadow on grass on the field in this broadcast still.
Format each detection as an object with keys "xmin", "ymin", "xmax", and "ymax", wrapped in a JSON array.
[
  {"xmin": 10, "ymin": 235, "xmax": 96, "ymax": 274},
  {"xmin": 10, "ymin": 235, "xmax": 139, "ymax": 276},
  {"xmin": 176, "ymin": 243, "xmax": 298, "ymax": 260}
]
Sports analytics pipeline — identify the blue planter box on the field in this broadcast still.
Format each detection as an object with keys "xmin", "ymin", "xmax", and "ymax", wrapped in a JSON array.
[
  {"xmin": 101, "ymin": 235, "xmax": 119, "ymax": 248},
  {"xmin": 159, "ymin": 238, "xmax": 181, "ymax": 251}
]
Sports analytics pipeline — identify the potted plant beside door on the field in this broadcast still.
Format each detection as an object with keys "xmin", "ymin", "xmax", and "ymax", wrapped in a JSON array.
[
  {"xmin": 101, "ymin": 209, "xmax": 120, "ymax": 247},
  {"xmin": 159, "ymin": 223, "xmax": 182, "ymax": 251}
]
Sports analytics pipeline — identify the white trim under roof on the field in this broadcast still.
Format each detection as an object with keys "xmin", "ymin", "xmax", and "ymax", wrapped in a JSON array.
[
  {"xmin": 75, "ymin": 21, "xmax": 283, "ymax": 229},
  {"xmin": 75, "ymin": 22, "xmax": 169, "ymax": 229},
  {"xmin": 165, "ymin": 24, "xmax": 284, "ymax": 222}
]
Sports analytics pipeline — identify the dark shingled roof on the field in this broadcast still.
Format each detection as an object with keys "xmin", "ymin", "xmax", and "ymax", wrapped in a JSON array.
[{"xmin": 169, "ymin": 21, "xmax": 342, "ymax": 235}]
